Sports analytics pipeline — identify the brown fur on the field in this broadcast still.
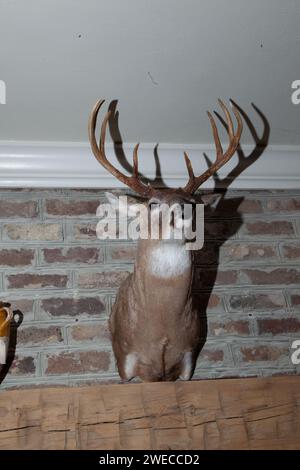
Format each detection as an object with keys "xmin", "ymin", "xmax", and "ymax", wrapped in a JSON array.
[{"xmin": 109, "ymin": 189, "xmax": 202, "ymax": 382}]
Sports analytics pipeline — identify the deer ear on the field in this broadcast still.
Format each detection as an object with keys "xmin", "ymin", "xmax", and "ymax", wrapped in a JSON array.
[
  {"xmin": 105, "ymin": 192, "xmax": 142, "ymax": 217},
  {"xmin": 105, "ymin": 192, "xmax": 119, "ymax": 209},
  {"xmin": 201, "ymin": 193, "xmax": 222, "ymax": 210}
]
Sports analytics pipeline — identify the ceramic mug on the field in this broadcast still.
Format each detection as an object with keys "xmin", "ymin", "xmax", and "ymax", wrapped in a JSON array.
[{"xmin": 0, "ymin": 304, "xmax": 13, "ymax": 364}]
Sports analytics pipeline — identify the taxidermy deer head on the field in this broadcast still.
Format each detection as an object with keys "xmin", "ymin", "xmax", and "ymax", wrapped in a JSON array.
[{"xmin": 88, "ymin": 99, "xmax": 242, "ymax": 381}]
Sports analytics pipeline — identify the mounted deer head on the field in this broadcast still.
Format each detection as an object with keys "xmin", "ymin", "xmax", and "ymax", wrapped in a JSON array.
[{"xmin": 88, "ymin": 99, "xmax": 242, "ymax": 382}]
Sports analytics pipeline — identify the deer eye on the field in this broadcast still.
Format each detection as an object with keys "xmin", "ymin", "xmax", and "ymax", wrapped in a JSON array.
[{"xmin": 178, "ymin": 204, "xmax": 185, "ymax": 215}]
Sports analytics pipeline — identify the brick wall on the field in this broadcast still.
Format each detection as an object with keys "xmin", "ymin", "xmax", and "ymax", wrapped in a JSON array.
[{"xmin": 0, "ymin": 188, "xmax": 299, "ymax": 389}]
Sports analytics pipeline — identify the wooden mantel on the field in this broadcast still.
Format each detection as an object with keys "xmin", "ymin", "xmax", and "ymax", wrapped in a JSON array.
[{"xmin": 0, "ymin": 376, "xmax": 299, "ymax": 450}]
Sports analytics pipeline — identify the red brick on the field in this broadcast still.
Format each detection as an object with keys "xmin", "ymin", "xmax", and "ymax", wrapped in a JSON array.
[
  {"xmin": 0, "ymin": 200, "xmax": 38, "ymax": 218},
  {"xmin": 290, "ymin": 293, "xmax": 300, "ymax": 307},
  {"xmin": 0, "ymin": 298, "xmax": 35, "ymax": 323},
  {"xmin": 9, "ymin": 299, "xmax": 34, "ymax": 314},
  {"xmin": 195, "ymin": 242, "xmax": 277, "ymax": 266},
  {"xmin": 215, "ymin": 269, "xmax": 239, "ymax": 285},
  {"xmin": 4, "ymin": 223, "xmax": 62, "ymax": 241},
  {"xmin": 266, "ymin": 198, "xmax": 300, "ymax": 212},
  {"xmin": 69, "ymin": 322, "xmax": 110, "ymax": 344},
  {"xmin": 280, "ymin": 243, "xmax": 300, "ymax": 260},
  {"xmin": 207, "ymin": 293, "xmax": 223, "ymax": 312},
  {"xmin": 196, "ymin": 269, "xmax": 238, "ymax": 287},
  {"xmin": 9, "ymin": 355, "xmax": 36, "ymax": 376},
  {"xmin": 46, "ymin": 199, "xmax": 99, "ymax": 217},
  {"xmin": 72, "ymin": 223, "xmax": 97, "ymax": 240},
  {"xmin": 42, "ymin": 246, "xmax": 103, "ymax": 264},
  {"xmin": 238, "ymin": 199, "xmax": 263, "ymax": 213},
  {"xmin": 66, "ymin": 189, "xmax": 104, "ymax": 194},
  {"xmin": 242, "ymin": 268, "xmax": 300, "ymax": 285},
  {"xmin": 7, "ymin": 272, "xmax": 68, "ymax": 289},
  {"xmin": 240, "ymin": 345, "xmax": 287, "ymax": 362},
  {"xmin": 209, "ymin": 319, "xmax": 250, "ymax": 336},
  {"xmin": 191, "ymin": 292, "xmax": 224, "ymax": 313},
  {"xmin": 40, "ymin": 296, "xmax": 106, "ymax": 318},
  {"xmin": 18, "ymin": 326, "xmax": 63, "ymax": 346},
  {"xmin": 45, "ymin": 350, "xmax": 110, "ymax": 374},
  {"xmin": 78, "ymin": 270, "xmax": 130, "ymax": 289},
  {"xmin": 257, "ymin": 318, "xmax": 300, "ymax": 335},
  {"xmin": 242, "ymin": 220, "xmax": 294, "ymax": 236},
  {"xmin": 108, "ymin": 245, "xmax": 137, "ymax": 262},
  {"xmin": 222, "ymin": 243, "xmax": 277, "ymax": 262},
  {"xmin": 205, "ymin": 220, "xmax": 240, "ymax": 240},
  {"xmin": 219, "ymin": 198, "xmax": 263, "ymax": 214},
  {"xmin": 0, "ymin": 249, "xmax": 35, "ymax": 267},
  {"xmin": 199, "ymin": 347, "xmax": 224, "ymax": 362},
  {"xmin": 228, "ymin": 292, "xmax": 286, "ymax": 311}
]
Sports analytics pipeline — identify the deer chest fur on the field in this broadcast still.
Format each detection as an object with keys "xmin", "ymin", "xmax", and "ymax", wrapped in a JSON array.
[{"xmin": 149, "ymin": 243, "xmax": 191, "ymax": 279}]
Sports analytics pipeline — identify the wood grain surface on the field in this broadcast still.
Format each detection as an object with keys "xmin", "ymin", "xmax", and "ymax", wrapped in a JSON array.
[{"xmin": 0, "ymin": 376, "xmax": 299, "ymax": 450}]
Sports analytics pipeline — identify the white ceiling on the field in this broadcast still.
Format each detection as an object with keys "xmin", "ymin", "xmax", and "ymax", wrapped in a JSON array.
[{"xmin": 0, "ymin": 0, "xmax": 300, "ymax": 145}]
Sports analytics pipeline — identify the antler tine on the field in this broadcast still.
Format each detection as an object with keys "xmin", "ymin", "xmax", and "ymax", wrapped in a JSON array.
[
  {"xmin": 88, "ymin": 100, "xmax": 151, "ymax": 196},
  {"xmin": 184, "ymin": 151, "xmax": 195, "ymax": 180},
  {"xmin": 207, "ymin": 111, "xmax": 223, "ymax": 161},
  {"xmin": 183, "ymin": 100, "xmax": 243, "ymax": 194},
  {"xmin": 218, "ymin": 99, "xmax": 234, "ymax": 140},
  {"xmin": 133, "ymin": 143, "xmax": 140, "ymax": 178},
  {"xmin": 230, "ymin": 100, "xmax": 243, "ymax": 139},
  {"xmin": 99, "ymin": 106, "xmax": 111, "ymax": 155}
]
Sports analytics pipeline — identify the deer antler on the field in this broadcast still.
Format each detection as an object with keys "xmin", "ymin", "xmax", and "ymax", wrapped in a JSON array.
[
  {"xmin": 183, "ymin": 99, "xmax": 243, "ymax": 194},
  {"xmin": 88, "ymin": 100, "xmax": 151, "ymax": 196}
]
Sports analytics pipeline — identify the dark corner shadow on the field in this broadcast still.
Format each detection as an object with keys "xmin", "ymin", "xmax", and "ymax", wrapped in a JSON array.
[
  {"xmin": 0, "ymin": 304, "xmax": 23, "ymax": 385},
  {"xmin": 191, "ymin": 101, "xmax": 270, "ymax": 366}
]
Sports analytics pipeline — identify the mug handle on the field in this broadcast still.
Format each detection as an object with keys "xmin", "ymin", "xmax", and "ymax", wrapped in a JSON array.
[{"xmin": 1, "ymin": 306, "xmax": 13, "ymax": 328}]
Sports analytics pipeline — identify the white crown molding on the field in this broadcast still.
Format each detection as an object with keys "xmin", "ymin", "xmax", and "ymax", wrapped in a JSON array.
[{"xmin": 0, "ymin": 141, "xmax": 299, "ymax": 189}]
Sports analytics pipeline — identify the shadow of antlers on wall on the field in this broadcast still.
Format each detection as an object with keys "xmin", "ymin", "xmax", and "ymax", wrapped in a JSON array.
[{"xmin": 192, "ymin": 102, "xmax": 270, "ymax": 362}]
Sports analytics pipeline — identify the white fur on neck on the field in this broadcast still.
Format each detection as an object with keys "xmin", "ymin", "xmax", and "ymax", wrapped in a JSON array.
[{"xmin": 149, "ymin": 243, "xmax": 191, "ymax": 279}]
